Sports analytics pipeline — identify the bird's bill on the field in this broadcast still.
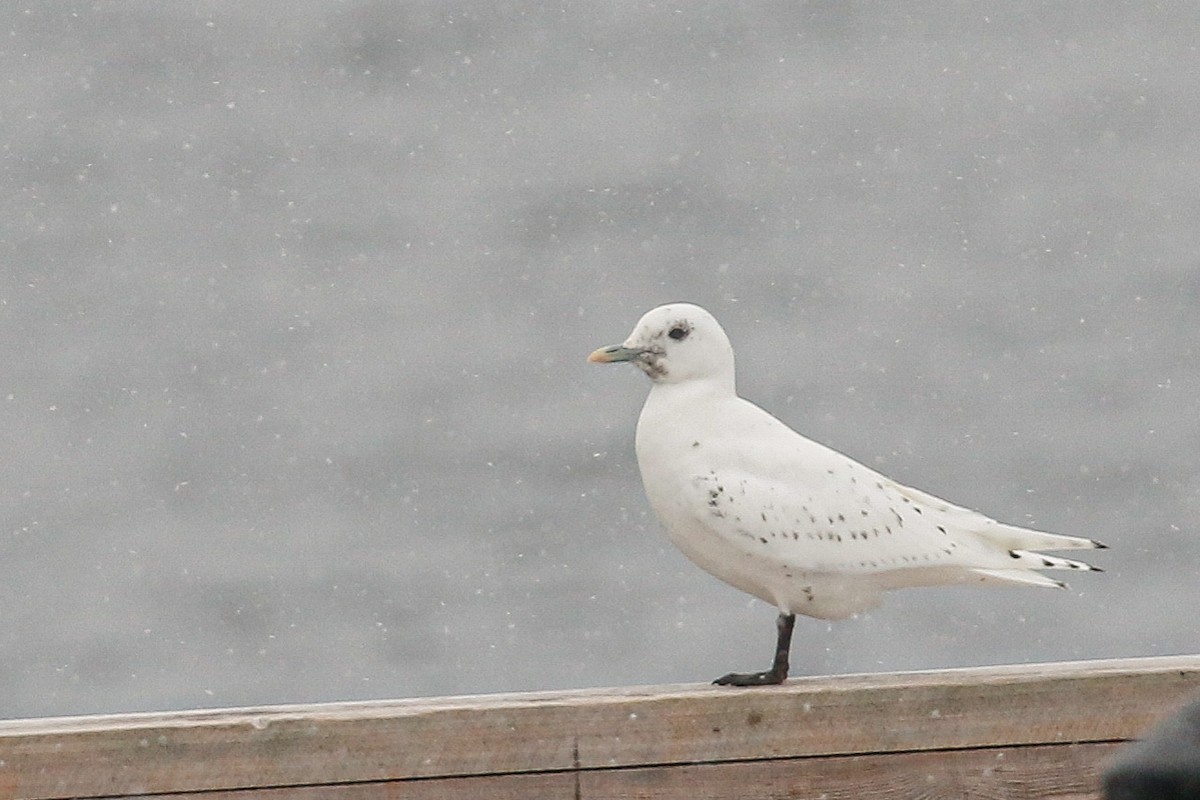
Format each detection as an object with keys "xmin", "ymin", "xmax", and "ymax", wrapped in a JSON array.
[{"xmin": 588, "ymin": 345, "xmax": 644, "ymax": 364}]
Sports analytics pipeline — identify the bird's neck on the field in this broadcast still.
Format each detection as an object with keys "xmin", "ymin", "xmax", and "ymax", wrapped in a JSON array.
[{"xmin": 645, "ymin": 373, "xmax": 737, "ymax": 407}]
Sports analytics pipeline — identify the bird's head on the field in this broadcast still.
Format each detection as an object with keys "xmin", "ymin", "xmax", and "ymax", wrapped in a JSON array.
[{"xmin": 588, "ymin": 303, "xmax": 735, "ymax": 386}]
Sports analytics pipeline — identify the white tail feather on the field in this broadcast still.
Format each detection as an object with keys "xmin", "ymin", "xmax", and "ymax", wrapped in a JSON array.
[
  {"xmin": 970, "ymin": 568, "xmax": 1067, "ymax": 589},
  {"xmin": 980, "ymin": 521, "xmax": 1105, "ymax": 552},
  {"xmin": 1006, "ymin": 548, "xmax": 1102, "ymax": 572}
]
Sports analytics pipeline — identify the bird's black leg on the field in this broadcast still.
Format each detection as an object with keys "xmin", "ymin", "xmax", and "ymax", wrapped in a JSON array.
[{"xmin": 713, "ymin": 612, "xmax": 795, "ymax": 686}]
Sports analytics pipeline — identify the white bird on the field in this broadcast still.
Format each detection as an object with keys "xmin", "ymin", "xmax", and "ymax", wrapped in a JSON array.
[{"xmin": 589, "ymin": 303, "xmax": 1105, "ymax": 686}]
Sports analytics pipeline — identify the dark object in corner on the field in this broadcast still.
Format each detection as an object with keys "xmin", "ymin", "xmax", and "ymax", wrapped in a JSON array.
[{"xmin": 1105, "ymin": 694, "xmax": 1200, "ymax": 799}]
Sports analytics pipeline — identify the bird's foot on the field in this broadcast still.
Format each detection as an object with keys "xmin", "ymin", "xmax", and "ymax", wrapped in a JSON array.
[
  {"xmin": 712, "ymin": 667, "xmax": 787, "ymax": 687},
  {"xmin": 714, "ymin": 612, "xmax": 795, "ymax": 686}
]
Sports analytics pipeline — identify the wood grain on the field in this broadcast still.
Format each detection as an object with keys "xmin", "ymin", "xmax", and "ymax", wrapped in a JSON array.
[
  {"xmin": 0, "ymin": 656, "xmax": 1195, "ymax": 800},
  {"xmin": 580, "ymin": 742, "xmax": 1121, "ymax": 800},
  {"xmin": 69, "ymin": 743, "xmax": 1123, "ymax": 800}
]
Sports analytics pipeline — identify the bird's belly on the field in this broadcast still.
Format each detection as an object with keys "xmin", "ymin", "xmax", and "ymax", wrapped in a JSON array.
[
  {"xmin": 651, "ymin": 498, "xmax": 884, "ymax": 620},
  {"xmin": 657, "ymin": 513, "xmax": 778, "ymax": 603}
]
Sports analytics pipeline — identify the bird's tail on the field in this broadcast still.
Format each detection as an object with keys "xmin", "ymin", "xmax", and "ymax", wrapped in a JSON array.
[
  {"xmin": 968, "ymin": 542, "xmax": 1104, "ymax": 590},
  {"xmin": 969, "ymin": 522, "xmax": 1105, "ymax": 589},
  {"xmin": 976, "ymin": 520, "xmax": 1107, "ymax": 553},
  {"xmin": 969, "ymin": 568, "xmax": 1069, "ymax": 589},
  {"xmin": 1005, "ymin": 548, "xmax": 1103, "ymax": 573}
]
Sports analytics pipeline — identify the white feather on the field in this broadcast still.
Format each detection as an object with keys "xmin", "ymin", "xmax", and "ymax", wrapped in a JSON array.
[{"xmin": 595, "ymin": 303, "xmax": 1103, "ymax": 621}]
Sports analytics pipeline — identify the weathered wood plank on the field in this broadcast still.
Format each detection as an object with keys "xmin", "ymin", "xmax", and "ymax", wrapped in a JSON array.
[
  {"xmin": 90, "ymin": 743, "xmax": 1124, "ymax": 800},
  {"xmin": 0, "ymin": 656, "xmax": 1195, "ymax": 799},
  {"xmin": 143, "ymin": 773, "xmax": 576, "ymax": 800},
  {"xmin": 581, "ymin": 742, "xmax": 1120, "ymax": 800}
]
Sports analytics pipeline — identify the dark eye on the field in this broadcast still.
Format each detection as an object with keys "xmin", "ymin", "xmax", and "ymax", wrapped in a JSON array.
[{"xmin": 668, "ymin": 325, "xmax": 689, "ymax": 341}]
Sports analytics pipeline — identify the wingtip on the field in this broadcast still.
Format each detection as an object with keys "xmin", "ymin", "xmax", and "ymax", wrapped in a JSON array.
[{"xmin": 1091, "ymin": 539, "xmax": 1109, "ymax": 550}]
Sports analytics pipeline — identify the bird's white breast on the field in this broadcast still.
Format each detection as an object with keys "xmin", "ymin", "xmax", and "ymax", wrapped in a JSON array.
[{"xmin": 633, "ymin": 383, "xmax": 880, "ymax": 617}]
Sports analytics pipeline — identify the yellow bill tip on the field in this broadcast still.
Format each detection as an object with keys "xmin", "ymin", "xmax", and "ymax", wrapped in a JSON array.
[{"xmin": 588, "ymin": 347, "xmax": 616, "ymax": 363}]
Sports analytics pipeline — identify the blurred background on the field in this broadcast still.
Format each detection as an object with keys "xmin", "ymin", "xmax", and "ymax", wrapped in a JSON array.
[{"xmin": 2, "ymin": 1, "xmax": 1198, "ymax": 719}]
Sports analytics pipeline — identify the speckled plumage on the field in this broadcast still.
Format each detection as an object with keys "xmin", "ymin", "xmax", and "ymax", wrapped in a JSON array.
[{"xmin": 590, "ymin": 303, "xmax": 1104, "ymax": 684}]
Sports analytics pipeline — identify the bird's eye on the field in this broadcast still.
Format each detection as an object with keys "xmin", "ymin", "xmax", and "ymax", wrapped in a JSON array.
[{"xmin": 668, "ymin": 326, "xmax": 689, "ymax": 341}]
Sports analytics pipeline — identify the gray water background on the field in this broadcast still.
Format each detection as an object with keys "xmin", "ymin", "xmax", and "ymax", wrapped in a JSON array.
[{"xmin": 3, "ymin": 2, "xmax": 1199, "ymax": 719}]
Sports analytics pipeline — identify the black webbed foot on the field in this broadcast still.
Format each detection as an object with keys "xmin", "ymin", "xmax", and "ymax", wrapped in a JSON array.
[
  {"xmin": 712, "ymin": 667, "xmax": 787, "ymax": 686},
  {"xmin": 712, "ymin": 612, "xmax": 796, "ymax": 688}
]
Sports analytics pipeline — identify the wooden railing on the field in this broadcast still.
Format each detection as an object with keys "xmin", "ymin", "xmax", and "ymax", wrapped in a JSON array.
[{"xmin": 1, "ymin": 655, "xmax": 1197, "ymax": 799}]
